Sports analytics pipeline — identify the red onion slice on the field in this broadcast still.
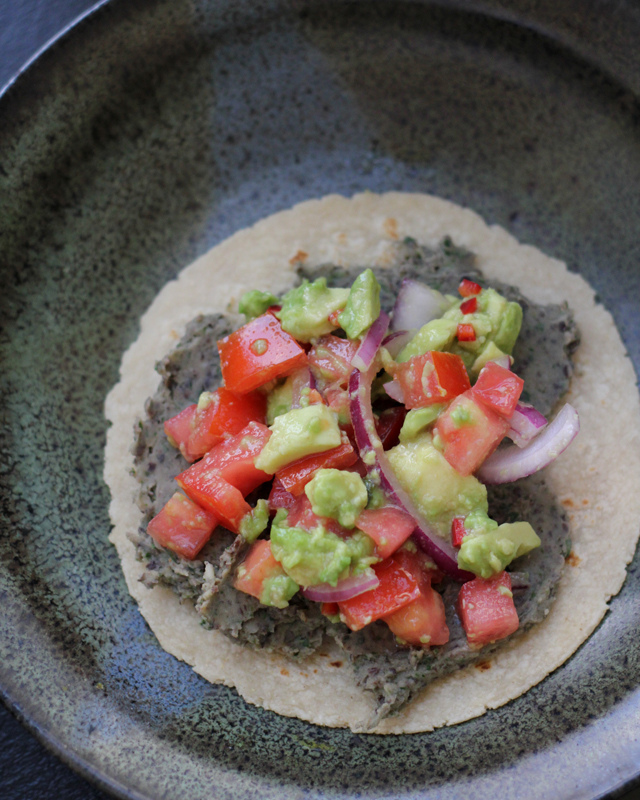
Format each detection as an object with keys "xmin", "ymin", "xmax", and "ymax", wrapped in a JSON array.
[
  {"xmin": 351, "ymin": 311, "xmax": 390, "ymax": 372},
  {"xmin": 383, "ymin": 379, "xmax": 405, "ymax": 404},
  {"xmin": 477, "ymin": 403, "xmax": 579, "ymax": 484},
  {"xmin": 301, "ymin": 571, "xmax": 379, "ymax": 603},
  {"xmin": 507, "ymin": 402, "xmax": 548, "ymax": 448},
  {"xmin": 382, "ymin": 330, "xmax": 413, "ymax": 358},
  {"xmin": 391, "ymin": 278, "xmax": 449, "ymax": 332},
  {"xmin": 348, "ymin": 367, "xmax": 473, "ymax": 581}
]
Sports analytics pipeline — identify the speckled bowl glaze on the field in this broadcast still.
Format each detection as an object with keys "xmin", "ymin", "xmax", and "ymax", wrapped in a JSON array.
[{"xmin": 2, "ymin": 1, "xmax": 640, "ymax": 798}]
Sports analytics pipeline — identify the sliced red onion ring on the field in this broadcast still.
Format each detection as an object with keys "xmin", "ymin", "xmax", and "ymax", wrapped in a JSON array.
[
  {"xmin": 507, "ymin": 402, "xmax": 548, "ymax": 448},
  {"xmin": 381, "ymin": 330, "xmax": 413, "ymax": 358},
  {"xmin": 351, "ymin": 310, "xmax": 390, "ymax": 372},
  {"xmin": 348, "ymin": 367, "xmax": 473, "ymax": 582},
  {"xmin": 383, "ymin": 379, "xmax": 405, "ymax": 404},
  {"xmin": 301, "ymin": 571, "xmax": 379, "ymax": 603},
  {"xmin": 477, "ymin": 403, "xmax": 579, "ymax": 484},
  {"xmin": 391, "ymin": 279, "xmax": 449, "ymax": 332}
]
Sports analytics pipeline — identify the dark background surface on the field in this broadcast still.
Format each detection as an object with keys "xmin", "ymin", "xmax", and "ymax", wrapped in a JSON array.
[{"xmin": 1, "ymin": 2, "xmax": 640, "ymax": 800}]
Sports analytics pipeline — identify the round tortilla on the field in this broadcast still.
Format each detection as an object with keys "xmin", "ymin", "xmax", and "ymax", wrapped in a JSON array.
[{"xmin": 104, "ymin": 192, "xmax": 640, "ymax": 734}]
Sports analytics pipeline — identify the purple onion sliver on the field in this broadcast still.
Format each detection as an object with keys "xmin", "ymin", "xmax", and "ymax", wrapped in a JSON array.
[
  {"xmin": 351, "ymin": 310, "xmax": 390, "ymax": 372},
  {"xmin": 382, "ymin": 330, "xmax": 413, "ymax": 358},
  {"xmin": 301, "ymin": 572, "xmax": 379, "ymax": 603},
  {"xmin": 391, "ymin": 278, "xmax": 447, "ymax": 332},
  {"xmin": 384, "ymin": 379, "xmax": 405, "ymax": 404},
  {"xmin": 507, "ymin": 402, "xmax": 548, "ymax": 448},
  {"xmin": 477, "ymin": 403, "xmax": 579, "ymax": 484}
]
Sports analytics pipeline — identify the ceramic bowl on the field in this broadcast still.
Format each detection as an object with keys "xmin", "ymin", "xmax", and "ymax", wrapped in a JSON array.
[{"xmin": 2, "ymin": 1, "xmax": 640, "ymax": 798}]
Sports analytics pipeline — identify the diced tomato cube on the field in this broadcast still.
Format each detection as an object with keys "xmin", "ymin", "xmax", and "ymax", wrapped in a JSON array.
[
  {"xmin": 435, "ymin": 391, "xmax": 509, "ymax": 475},
  {"xmin": 451, "ymin": 517, "xmax": 467, "ymax": 548},
  {"xmin": 186, "ymin": 387, "xmax": 267, "ymax": 461},
  {"xmin": 176, "ymin": 422, "xmax": 272, "ymax": 532},
  {"xmin": 308, "ymin": 335, "xmax": 358, "ymax": 387},
  {"xmin": 218, "ymin": 312, "xmax": 307, "ymax": 393},
  {"xmin": 355, "ymin": 506, "xmax": 416, "ymax": 559},
  {"xmin": 337, "ymin": 553, "xmax": 422, "ymax": 631},
  {"xmin": 275, "ymin": 434, "xmax": 357, "ymax": 496},
  {"xmin": 460, "ymin": 297, "xmax": 478, "ymax": 315},
  {"xmin": 164, "ymin": 404, "xmax": 198, "ymax": 461},
  {"xmin": 321, "ymin": 602, "xmax": 340, "ymax": 618},
  {"xmin": 457, "ymin": 323, "xmax": 476, "ymax": 342},
  {"xmin": 268, "ymin": 476, "xmax": 297, "ymax": 511},
  {"xmin": 394, "ymin": 351, "xmax": 471, "ymax": 409},
  {"xmin": 457, "ymin": 571, "xmax": 519, "ymax": 648},
  {"xmin": 147, "ymin": 492, "xmax": 219, "ymax": 560},
  {"xmin": 383, "ymin": 586, "xmax": 449, "ymax": 646},
  {"xmin": 471, "ymin": 362, "xmax": 524, "ymax": 419},
  {"xmin": 375, "ymin": 406, "xmax": 407, "ymax": 450},
  {"xmin": 234, "ymin": 540, "xmax": 283, "ymax": 599},
  {"xmin": 459, "ymin": 278, "xmax": 482, "ymax": 297}
]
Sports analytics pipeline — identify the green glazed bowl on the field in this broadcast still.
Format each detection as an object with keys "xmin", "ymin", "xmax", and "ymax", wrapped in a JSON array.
[{"xmin": 2, "ymin": 1, "xmax": 640, "ymax": 798}]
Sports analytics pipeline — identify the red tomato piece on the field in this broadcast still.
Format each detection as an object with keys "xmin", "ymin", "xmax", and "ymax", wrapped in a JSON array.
[
  {"xmin": 286, "ymin": 494, "xmax": 347, "ymax": 537},
  {"xmin": 164, "ymin": 404, "xmax": 199, "ymax": 461},
  {"xmin": 457, "ymin": 323, "xmax": 476, "ymax": 342},
  {"xmin": 217, "ymin": 312, "xmax": 307, "ymax": 394},
  {"xmin": 394, "ymin": 351, "xmax": 471, "ymax": 409},
  {"xmin": 186, "ymin": 388, "xmax": 267, "ymax": 461},
  {"xmin": 460, "ymin": 297, "xmax": 478, "ymax": 315},
  {"xmin": 275, "ymin": 435, "xmax": 357, "ymax": 496},
  {"xmin": 375, "ymin": 406, "xmax": 407, "ymax": 450},
  {"xmin": 147, "ymin": 492, "xmax": 219, "ymax": 560},
  {"xmin": 176, "ymin": 422, "xmax": 272, "ymax": 532},
  {"xmin": 234, "ymin": 540, "xmax": 283, "ymax": 599},
  {"xmin": 321, "ymin": 601, "xmax": 340, "ymax": 617},
  {"xmin": 355, "ymin": 506, "xmax": 416, "ymax": 559},
  {"xmin": 451, "ymin": 517, "xmax": 467, "ymax": 548},
  {"xmin": 383, "ymin": 586, "xmax": 449, "ymax": 646},
  {"xmin": 308, "ymin": 335, "xmax": 358, "ymax": 387},
  {"xmin": 435, "ymin": 391, "xmax": 510, "ymax": 476},
  {"xmin": 459, "ymin": 278, "xmax": 482, "ymax": 297},
  {"xmin": 471, "ymin": 362, "xmax": 524, "ymax": 419},
  {"xmin": 268, "ymin": 476, "xmax": 297, "ymax": 511},
  {"xmin": 457, "ymin": 571, "xmax": 519, "ymax": 648},
  {"xmin": 337, "ymin": 553, "xmax": 422, "ymax": 631}
]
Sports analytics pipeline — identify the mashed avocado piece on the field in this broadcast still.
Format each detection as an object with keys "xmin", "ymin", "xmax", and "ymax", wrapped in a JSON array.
[
  {"xmin": 305, "ymin": 469, "xmax": 368, "ymax": 529},
  {"xmin": 238, "ymin": 499, "xmax": 270, "ymax": 543},
  {"xmin": 276, "ymin": 278, "xmax": 350, "ymax": 342},
  {"xmin": 387, "ymin": 432, "xmax": 488, "ymax": 538},
  {"xmin": 470, "ymin": 341, "xmax": 509, "ymax": 377},
  {"xmin": 238, "ymin": 289, "xmax": 279, "ymax": 320},
  {"xmin": 266, "ymin": 378, "xmax": 295, "ymax": 424},
  {"xmin": 399, "ymin": 405, "xmax": 446, "ymax": 442},
  {"xmin": 457, "ymin": 521, "xmax": 541, "ymax": 578},
  {"xmin": 259, "ymin": 573, "xmax": 299, "ymax": 609},
  {"xmin": 338, "ymin": 269, "xmax": 381, "ymax": 340},
  {"xmin": 255, "ymin": 404, "xmax": 342, "ymax": 474},
  {"xmin": 270, "ymin": 508, "xmax": 377, "ymax": 587}
]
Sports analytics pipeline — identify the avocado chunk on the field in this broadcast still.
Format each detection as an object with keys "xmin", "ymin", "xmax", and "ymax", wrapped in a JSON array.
[
  {"xmin": 276, "ymin": 278, "xmax": 350, "ymax": 342},
  {"xmin": 399, "ymin": 405, "xmax": 446, "ymax": 443},
  {"xmin": 270, "ymin": 509, "xmax": 377, "ymax": 587},
  {"xmin": 254, "ymin": 404, "xmax": 342, "ymax": 474},
  {"xmin": 238, "ymin": 289, "xmax": 279, "ymax": 320},
  {"xmin": 387, "ymin": 432, "xmax": 488, "ymax": 538},
  {"xmin": 238, "ymin": 499, "xmax": 270, "ymax": 543},
  {"xmin": 338, "ymin": 269, "xmax": 381, "ymax": 340},
  {"xmin": 259, "ymin": 573, "xmax": 299, "ymax": 609},
  {"xmin": 266, "ymin": 377, "xmax": 295, "ymax": 424},
  {"xmin": 305, "ymin": 469, "xmax": 368, "ymax": 528},
  {"xmin": 396, "ymin": 319, "xmax": 458, "ymax": 363},
  {"xmin": 457, "ymin": 521, "xmax": 541, "ymax": 578},
  {"xmin": 470, "ymin": 341, "xmax": 509, "ymax": 377}
]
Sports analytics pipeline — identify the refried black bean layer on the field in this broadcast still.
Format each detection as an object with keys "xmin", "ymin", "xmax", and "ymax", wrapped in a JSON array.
[{"xmin": 130, "ymin": 237, "xmax": 578, "ymax": 727}]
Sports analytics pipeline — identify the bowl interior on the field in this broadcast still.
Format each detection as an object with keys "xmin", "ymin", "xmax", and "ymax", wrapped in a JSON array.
[{"xmin": 2, "ymin": 1, "xmax": 640, "ymax": 798}]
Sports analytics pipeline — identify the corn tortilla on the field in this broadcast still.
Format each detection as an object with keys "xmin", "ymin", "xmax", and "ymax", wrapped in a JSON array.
[{"xmin": 104, "ymin": 192, "xmax": 640, "ymax": 733}]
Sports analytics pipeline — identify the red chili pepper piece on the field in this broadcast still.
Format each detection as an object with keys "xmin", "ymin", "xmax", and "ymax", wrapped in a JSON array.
[
  {"xmin": 457, "ymin": 323, "xmax": 476, "ymax": 342},
  {"xmin": 460, "ymin": 297, "xmax": 478, "ymax": 315},
  {"xmin": 458, "ymin": 278, "xmax": 482, "ymax": 297}
]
